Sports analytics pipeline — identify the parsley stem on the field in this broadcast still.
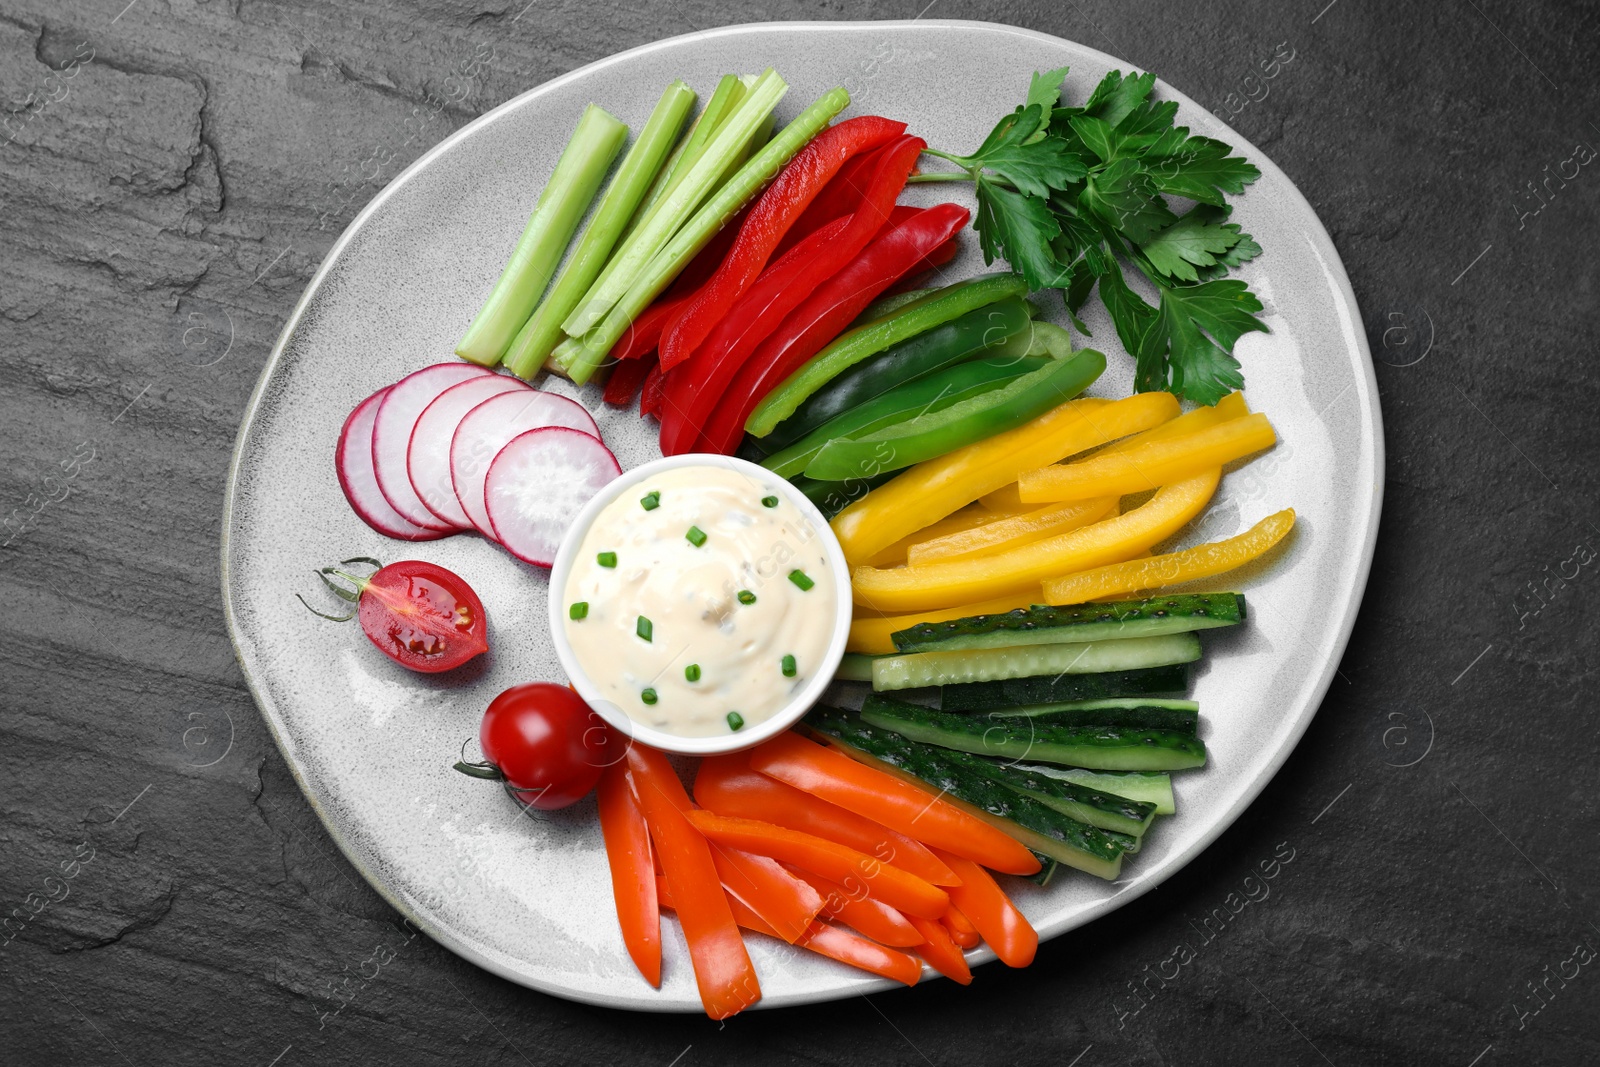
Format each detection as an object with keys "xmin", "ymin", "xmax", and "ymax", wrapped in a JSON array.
[{"xmin": 905, "ymin": 171, "xmax": 974, "ymax": 183}]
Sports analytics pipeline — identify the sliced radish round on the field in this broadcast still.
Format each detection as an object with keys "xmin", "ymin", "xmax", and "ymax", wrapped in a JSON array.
[
  {"xmin": 336, "ymin": 388, "xmax": 450, "ymax": 541},
  {"xmin": 484, "ymin": 428, "xmax": 620, "ymax": 566},
  {"xmin": 450, "ymin": 390, "xmax": 600, "ymax": 538},
  {"xmin": 372, "ymin": 363, "xmax": 489, "ymax": 531},
  {"xmin": 408, "ymin": 373, "xmax": 530, "ymax": 528}
]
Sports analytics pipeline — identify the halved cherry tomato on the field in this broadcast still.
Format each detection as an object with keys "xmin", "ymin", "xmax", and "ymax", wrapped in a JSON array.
[
  {"xmin": 298, "ymin": 556, "xmax": 487, "ymax": 673},
  {"xmin": 454, "ymin": 683, "xmax": 610, "ymax": 809}
]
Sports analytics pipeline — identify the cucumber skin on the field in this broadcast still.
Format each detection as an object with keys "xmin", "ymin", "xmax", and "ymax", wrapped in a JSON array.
[
  {"xmin": 861, "ymin": 694, "xmax": 1207, "ymax": 772},
  {"xmin": 872, "ymin": 632, "xmax": 1202, "ymax": 691},
  {"xmin": 806, "ymin": 707, "xmax": 1129, "ymax": 879},
  {"xmin": 834, "ymin": 653, "xmax": 880, "ymax": 683},
  {"xmin": 1030, "ymin": 768, "xmax": 1177, "ymax": 815},
  {"xmin": 982, "ymin": 703, "xmax": 1199, "ymax": 732},
  {"xmin": 976, "ymin": 761, "xmax": 1157, "ymax": 835},
  {"xmin": 990, "ymin": 697, "xmax": 1198, "ymax": 718},
  {"xmin": 891, "ymin": 593, "xmax": 1247, "ymax": 653},
  {"xmin": 941, "ymin": 664, "xmax": 1190, "ymax": 712}
]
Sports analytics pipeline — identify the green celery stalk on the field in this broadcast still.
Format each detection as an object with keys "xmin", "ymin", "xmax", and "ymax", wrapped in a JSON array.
[
  {"xmin": 501, "ymin": 82, "xmax": 696, "ymax": 379},
  {"xmin": 561, "ymin": 68, "xmax": 788, "ymax": 338},
  {"xmin": 621, "ymin": 74, "xmax": 745, "ymax": 245},
  {"xmin": 455, "ymin": 104, "xmax": 627, "ymax": 367},
  {"xmin": 561, "ymin": 85, "xmax": 850, "ymax": 385}
]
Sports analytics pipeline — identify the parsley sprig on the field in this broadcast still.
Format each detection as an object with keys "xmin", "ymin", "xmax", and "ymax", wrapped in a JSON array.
[{"xmin": 913, "ymin": 67, "xmax": 1268, "ymax": 404}]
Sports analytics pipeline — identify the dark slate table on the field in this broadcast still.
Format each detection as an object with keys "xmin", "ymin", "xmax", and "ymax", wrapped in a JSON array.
[{"xmin": 3, "ymin": 1, "xmax": 1595, "ymax": 1064}]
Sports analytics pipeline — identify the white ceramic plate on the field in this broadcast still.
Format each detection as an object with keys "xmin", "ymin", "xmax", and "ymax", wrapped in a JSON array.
[{"xmin": 222, "ymin": 20, "xmax": 1382, "ymax": 1011}]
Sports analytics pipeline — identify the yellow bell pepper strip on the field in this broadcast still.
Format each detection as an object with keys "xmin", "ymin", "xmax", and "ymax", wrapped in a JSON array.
[
  {"xmin": 1018, "ymin": 412, "xmax": 1277, "ymax": 504},
  {"xmin": 850, "ymin": 468, "xmax": 1222, "ymax": 613},
  {"xmin": 906, "ymin": 496, "xmax": 1118, "ymax": 566},
  {"xmin": 977, "ymin": 392, "xmax": 1247, "ymax": 511},
  {"xmin": 831, "ymin": 392, "xmax": 1177, "ymax": 565},
  {"xmin": 1043, "ymin": 507, "xmax": 1297, "ymax": 603},
  {"xmin": 862, "ymin": 502, "xmax": 1031, "ymax": 569},
  {"xmin": 847, "ymin": 591, "xmax": 1043, "ymax": 655}
]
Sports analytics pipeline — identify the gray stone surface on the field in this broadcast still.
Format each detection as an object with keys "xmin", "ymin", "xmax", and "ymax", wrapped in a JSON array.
[{"xmin": 1, "ymin": 1, "xmax": 1596, "ymax": 1064}]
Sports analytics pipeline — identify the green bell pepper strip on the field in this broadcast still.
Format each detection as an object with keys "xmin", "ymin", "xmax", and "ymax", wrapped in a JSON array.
[
  {"xmin": 760, "ymin": 296, "xmax": 1035, "ymax": 451},
  {"xmin": 802, "ymin": 348, "xmax": 1108, "ymax": 481},
  {"xmin": 744, "ymin": 272, "xmax": 1029, "ymax": 437},
  {"xmin": 850, "ymin": 288, "xmax": 934, "ymax": 327},
  {"xmin": 761, "ymin": 354, "xmax": 1050, "ymax": 478}
]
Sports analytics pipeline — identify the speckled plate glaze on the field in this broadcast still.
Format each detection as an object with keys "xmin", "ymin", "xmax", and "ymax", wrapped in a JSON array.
[{"xmin": 222, "ymin": 20, "xmax": 1382, "ymax": 1011}]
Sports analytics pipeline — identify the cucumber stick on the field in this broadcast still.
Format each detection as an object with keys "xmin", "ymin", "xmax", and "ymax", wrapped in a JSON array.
[
  {"xmin": 860, "ymin": 693, "xmax": 1206, "ymax": 771},
  {"xmin": 985, "ymin": 701, "xmax": 1199, "ymax": 732},
  {"xmin": 967, "ymin": 759, "xmax": 1157, "ymax": 835},
  {"xmin": 871, "ymin": 632, "xmax": 1201, "ymax": 691},
  {"xmin": 940, "ymin": 663, "xmax": 1190, "ymax": 711},
  {"xmin": 989, "ymin": 697, "xmax": 1198, "ymax": 719},
  {"xmin": 1023, "ymin": 767, "xmax": 1176, "ymax": 815},
  {"xmin": 806, "ymin": 707, "xmax": 1128, "ymax": 880},
  {"xmin": 890, "ymin": 593, "xmax": 1246, "ymax": 653},
  {"xmin": 834, "ymin": 653, "xmax": 882, "ymax": 683}
]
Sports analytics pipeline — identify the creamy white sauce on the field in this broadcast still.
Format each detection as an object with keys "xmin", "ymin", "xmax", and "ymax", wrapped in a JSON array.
[{"xmin": 562, "ymin": 465, "xmax": 838, "ymax": 737}]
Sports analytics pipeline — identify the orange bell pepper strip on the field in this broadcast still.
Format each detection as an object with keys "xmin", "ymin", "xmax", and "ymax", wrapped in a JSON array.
[
  {"xmin": 941, "ymin": 906, "xmax": 981, "ymax": 949},
  {"xmin": 933, "ymin": 848, "xmax": 1038, "ymax": 968},
  {"xmin": 683, "ymin": 810, "xmax": 950, "ymax": 920},
  {"xmin": 785, "ymin": 867, "xmax": 924, "ymax": 948},
  {"xmin": 747, "ymin": 732, "xmax": 1040, "ymax": 876},
  {"xmin": 906, "ymin": 914, "xmax": 972, "ymax": 985},
  {"xmin": 694, "ymin": 754, "xmax": 959, "ymax": 887},
  {"xmin": 596, "ymin": 760, "xmax": 660, "ymax": 987},
  {"xmin": 657, "ymin": 877, "xmax": 922, "ymax": 988},
  {"xmin": 625, "ymin": 745, "xmax": 759, "ymax": 1019},
  {"xmin": 707, "ymin": 846, "xmax": 823, "ymax": 944}
]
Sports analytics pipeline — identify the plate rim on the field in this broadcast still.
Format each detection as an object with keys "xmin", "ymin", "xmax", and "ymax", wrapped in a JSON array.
[{"xmin": 220, "ymin": 17, "xmax": 1385, "ymax": 1012}]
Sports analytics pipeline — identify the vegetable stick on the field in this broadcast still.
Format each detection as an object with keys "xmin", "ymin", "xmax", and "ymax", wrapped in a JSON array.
[
  {"xmin": 625, "ymin": 746, "xmax": 759, "ymax": 1018},
  {"xmin": 693, "ymin": 754, "xmax": 959, "ymax": 887},
  {"xmin": 933, "ymin": 849, "xmax": 1038, "ymax": 968},
  {"xmin": 1017, "ymin": 412, "xmax": 1278, "ymax": 503},
  {"xmin": 863, "ymin": 503, "xmax": 1031, "ymax": 569},
  {"xmin": 906, "ymin": 496, "xmax": 1118, "ymax": 566},
  {"xmin": 706, "ymin": 846, "xmax": 823, "ymax": 944},
  {"xmin": 906, "ymin": 914, "xmax": 972, "ymax": 985},
  {"xmin": 941, "ymin": 906, "xmax": 981, "ymax": 950},
  {"xmin": 1044, "ymin": 507, "xmax": 1296, "ymax": 604},
  {"xmin": 831, "ymin": 392, "xmax": 1177, "ymax": 564},
  {"xmin": 683, "ymin": 810, "xmax": 951, "ymax": 920},
  {"xmin": 847, "ymin": 591, "xmax": 1043, "ymax": 655},
  {"xmin": 784, "ymin": 866, "xmax": 924, "ymax": 948},
  {"xmin": 747, "ymin": 732, "xmax": 1040, "ymax": 875},
  {"xmin": 595, "ymin": 760, "xmax": 660, "ymax": 986},
  {"xmin": 656, "ymin": 877, "xmax": 922, "ymax": 988},
  {"xmin": 848, "ymin": 468, "xmax": 1223, "ymax": 613}
]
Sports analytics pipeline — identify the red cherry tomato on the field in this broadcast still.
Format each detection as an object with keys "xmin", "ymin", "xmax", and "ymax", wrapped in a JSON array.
[
  {"xmin": 299, "ymin": 556, "xmax": 487, "ymax": 673},
  {"xmin": 458, "ymin": 683, "xmax": 610, "ymax": 809}
]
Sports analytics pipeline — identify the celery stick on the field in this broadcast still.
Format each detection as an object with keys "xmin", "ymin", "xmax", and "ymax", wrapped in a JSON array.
[
  {"xmin": 562, "ymin": 68, "xmax": 787, "ymax": 338},
  {"xmin": 561, "ymin": 86, "xmax": 849, "ymax": 385},
  {"xmin": 500, "ymin": 83, "xmax": 695, "ymax": 379},
  {"xmin": 623, "ymin": 74, "xmax": 745, "ymax": 244},
  {"xmin": 455, "ymin": 105, "xmax": 627, "ymax": 366}
]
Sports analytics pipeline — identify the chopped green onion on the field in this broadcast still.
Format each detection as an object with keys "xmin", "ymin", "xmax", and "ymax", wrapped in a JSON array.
[
  {"xmin": 788, "ymin": 569, "xmax": 815, "ymax": 591},
  {"xmin": 726, "ymin": 711, "xmax": 745, "ymax": 731},
  {"xmin": 455, "ymin": 104, "xmax": 628, "ymax": 367},
  {"xmin": 569, "ymin": 602, "xmax": 589, "ymax": 620},
  {"xmin": 737, "ymin": 590, "xmax": 756, "ymax": 605},
  {"xmin": 686, "ymin": 525, "xmax": 707, "ymax": 547},
  {"xmin": 781, "ymin": 654, "xmax": 797, "ymax": 677},
  {"xmin": 640, "ymin": 491, "xmax": 661, "ymax": 511},
  {"xmin": 636, "ymin": 616, "xmax": 653, "ymax": 642},
  {"xmin": 761, "ymin": 495, "xmax": 779, "ymax": 508},
  {"xmin": 685, "ymin": 663, "xmax": 701, "ymax": 682},
  {"xmin": 641, "ymin": 688, "xmax": 658, "ymax": 705},
  {"xmin": 597, "ymin": 551, "xmax": 617, "ymax": 568}
]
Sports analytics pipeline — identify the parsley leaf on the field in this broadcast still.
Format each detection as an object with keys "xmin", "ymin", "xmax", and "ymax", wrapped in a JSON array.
[
  {"xmin": 1083, "ymin": 70, "xmax": 1156, "ymax": 127},
  {"xmin": 1135, "ymin": 279, "xmax": 1267, "ymax": 404},
  {"xmin": 1142, "ymin": 131, "xmax": 1262, "ymax": 206},
  {"xmin": 1140, "ymin": 207, "xmax": 1248, "ymax": 283},
  {"xmin": 974, "ymin": 177, "xmax": 1074, "ymax": 289},
  {"xmin": 1079, "ymin": 157, "xmax": 1175, "ymax": 245},
  {"xmin": 1025, "ymin": 65, "xmax": 1073, "ymax": 116},
  {"xmin": 943, "ymin": 104, "xmax": 1088, "ymax": 197}
]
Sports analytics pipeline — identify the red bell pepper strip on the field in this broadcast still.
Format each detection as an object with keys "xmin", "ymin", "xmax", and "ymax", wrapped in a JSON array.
[
  {"xmin": 784, "ymin": 866, "xmax": 924, "ymax": 948},
  {"xmin": 886, "ymin": 234, "xmax": 960, "ymax": 296},
  {"xmin": 659, "ymin": 115, "xmax": 906, "ymax": 371},
  {"xmin": 750, "ymin": 731, "xmax": 1041, "ymax": 876},
  {"xmin": 609, "ymin": 298, "xmax": 684, "ymax": 362},
  {"xmin": 640, "ymin": 362, "xmax": 666, "ymax": 420},
  {"xmin": 657, "ymin": 134, "xmax": 925, "ymax": 455},
  {"xmin": 693, "ymin": 754, "xmax": 959, "ymax": 887},
  {"xmin": 932, "ymin": 848, "xmax": 1038, "ymax": 968},
  {"xmin": 776, "ymin": 139, "xmax": 897, "ymax": 257},
  {"xmin": 694, "ymin": 202, "xmax": 971, "ymax": 454},
  {"xmin": 625, "ymin": 745, "xmax": 759, "ymax": 1019},
  {"xmin": 707, "ymin": 846, "xmax": 823, "ymax": 944},
  {"xmin": 907, "ymin": 913, "xmax": 972, "ymax": 985},
  {"xmin": 682, "ymin": 809, "xmax": 951, "ymax": 920},
  {"xmin": 656, "ymin": 877, "xmax": 922, "ymax": 988},
  {"xmin": 601, "ymin": 351, "xmax": 654, "ymax": 406},
  {"xmin": 595, "ymin": 759, "xmax": 660, "ymax": 986}
]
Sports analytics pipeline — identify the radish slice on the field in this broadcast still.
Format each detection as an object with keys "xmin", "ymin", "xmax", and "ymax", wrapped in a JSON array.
[
  {"xmin": 372, "ymin": 363, "xmax": 489, "ymax": 531},
  {"xmin": 336, "ymin": 388, "xmax": 450, "ymax": 541},
  {"xmin": 484, "ymin": 428, "xmax": 620, "ymax": 566},
  {"xmin": 450, "ymin": 390, "xmax": 600, "ymax": 538},
  {"xmin": 408, "ymin": 374, "xmax": 530, "ymax": 528}
]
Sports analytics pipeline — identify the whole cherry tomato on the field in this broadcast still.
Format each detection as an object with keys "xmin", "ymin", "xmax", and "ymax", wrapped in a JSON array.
[
  {"xmin": 298, "ymin": 556, "xmax": 487, "ymax": 673},
  {"xmin": 454, "ymin": 683, "xmax": 610, "ymax": 809}
]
